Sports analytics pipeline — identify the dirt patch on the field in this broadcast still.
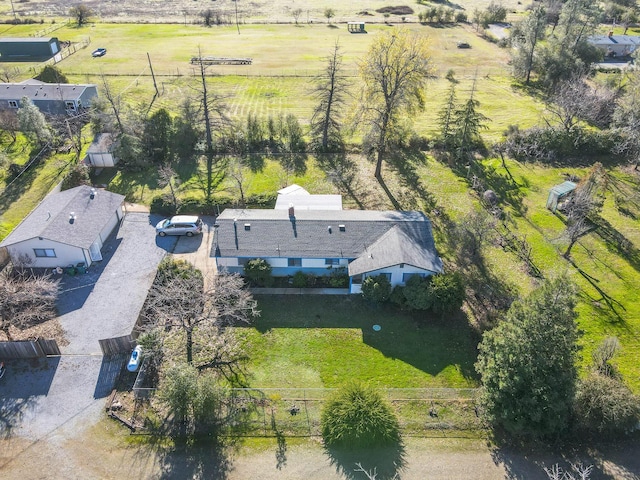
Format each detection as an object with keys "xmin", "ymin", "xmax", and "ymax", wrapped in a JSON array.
[{"xmin": 376, "ymin": 6, "xmax": 415, "ymax": 15}]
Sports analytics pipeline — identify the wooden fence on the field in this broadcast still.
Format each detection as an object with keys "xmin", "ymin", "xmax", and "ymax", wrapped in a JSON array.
[
  {"xmin": 0, "ymin": 338, "xmax": 60, "ymax": 358},
  {"xmin": 99, "ymin": 334, "xmax": 134, "ymax": 356}
]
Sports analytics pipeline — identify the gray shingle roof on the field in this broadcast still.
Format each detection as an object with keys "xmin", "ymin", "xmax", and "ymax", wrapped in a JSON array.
[
  {"xmin": 0, "ymin": 185, "xmax": 125, "ymax": 249},
  {"xmin": 0, "ymin": 83, "xmax": 95, "ymax": 102},
  {"xmin": 214, "ymin": 209, "xmax": 443, "ymax": 274}
]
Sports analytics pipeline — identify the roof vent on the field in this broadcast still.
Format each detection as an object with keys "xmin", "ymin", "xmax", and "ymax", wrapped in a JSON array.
[
  {"xmin": 327, "ymin": 226, "xmax": 332, "ymax": 234},
  {"xmin": 339, "ymin": 224, "xmax": 345, "ymax": 232},
  {"xmin": 69, "ymin": 212, "xmax": 76, "ymax": 224},
  {"xmin": 244, "ymin": 223, "xmax": 251, "ymax": 231},
  {"xmin": 90, "ymin": 188, "xmax": 96, "ymax": 199}
]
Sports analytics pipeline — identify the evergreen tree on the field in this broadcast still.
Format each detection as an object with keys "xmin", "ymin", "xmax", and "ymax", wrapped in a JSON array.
[{"xmin": 476, "ymin": 276, "xmax": 580, "ymax": 438}]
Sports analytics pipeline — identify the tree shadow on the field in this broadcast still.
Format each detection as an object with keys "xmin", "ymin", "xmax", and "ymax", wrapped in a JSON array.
[
  {"xmin": 0, "ymin": 357, "xmax": 59, "ymax": 439},
  {"xmin": 565, "ymin": 256, "xmax": 626, "ymax": 323},
  {"xmin": 315, "ymin": 153, "xmax": 368, "ymax": 209},
  {"xmin": 592, "ymin": 216, "xmax": 640, "ymax": 274},
  {"xmin": 324, "ymin": 443, "xmax": 406, "ymax": 480},
  {"xmin": 270, "ymin": 409, "xmax": 287, "ymax": 470},
  {"xmin": 388, "ymin": 150, "xmax": 438, "ymax": 212},
  {"xmin": 154, "ymin": 438, "xmax": 237, "ymax": 480},
  {"xmin": 251, "ymin": 295, "xmax": 479, "ymax": 382},
  {"xmin": 279, "ymin": 153, "xmax": 308, "ymax": 176},
  {"xmin": 0, "ymin": 146, "xmax": 52, "ymax": 214}
]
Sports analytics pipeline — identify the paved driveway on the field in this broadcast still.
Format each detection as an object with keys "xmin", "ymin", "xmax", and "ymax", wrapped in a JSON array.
[{"xmin": 0, "ymin": 212, "xmax": 175, "ymax": 440}]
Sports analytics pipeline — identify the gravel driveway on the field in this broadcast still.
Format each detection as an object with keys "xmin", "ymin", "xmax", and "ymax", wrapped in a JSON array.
[{"xmin": 0, "ymin": 212, "xmax": 175, "ymax": 440}]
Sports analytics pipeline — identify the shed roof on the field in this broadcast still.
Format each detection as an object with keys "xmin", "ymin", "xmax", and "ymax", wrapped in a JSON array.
[
  {"xmin": 87, "ymin": 133, "xmax": 117, "ymax": 154},
  {"xmin": 0, "ymin": 185, "xmax": 125, "ymax": 249},
  {"xmin": 550, "ymin": 181, "xmax": 577, "ymax": 196},
  {"xmin": 0, "ymin": 37, "xmax": 57, "ymax": 44},
  {"xmin": 274, "ymin": 194, "xmax": 343, "ymax": 211},
  {"xmin": 213, "ymin": 208, "xmax": 443, "ymax": 274},
  {"xmin": 277, "ymin": 184, "xmax": 309, "ymax": 196}
]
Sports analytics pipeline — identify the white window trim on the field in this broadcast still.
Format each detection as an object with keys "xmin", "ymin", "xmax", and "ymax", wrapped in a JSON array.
[{"xmin": 34, "ymin": 248, "xmax": 56, "ymax": 258}]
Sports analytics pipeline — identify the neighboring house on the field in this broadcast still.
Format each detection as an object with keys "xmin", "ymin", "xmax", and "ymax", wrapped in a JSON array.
[
  {"xmin": 213, "ymin": 206, "xmax": 443, "ymax": 294},
  {"xmin": 588, "ymin": 33, "xmax": 640, "ymax": 57},
  {"xmin": 0, "ymin": 82, "xmax": 98, "ymax": 115},
  {"xmin": 0, "ymin": 185, "xmax": 125, "ymax": 269},
  {"xmin": 0, "ymin": 37, "xmax": 61, "ymax": 62},
  {"xmin": 86, "ymin": 133, "xmax": 119, "ymax": 168}
]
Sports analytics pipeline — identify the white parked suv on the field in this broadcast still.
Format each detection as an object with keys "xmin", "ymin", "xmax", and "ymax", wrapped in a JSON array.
[{"xmin": 155, "ymin": 215, "xmax": 203, "ymax": 236}]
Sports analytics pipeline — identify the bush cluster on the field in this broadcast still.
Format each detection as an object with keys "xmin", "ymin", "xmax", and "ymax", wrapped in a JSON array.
[{"xmin": 321, "ymin": 382, "xmax": 402, "ymax": 449}]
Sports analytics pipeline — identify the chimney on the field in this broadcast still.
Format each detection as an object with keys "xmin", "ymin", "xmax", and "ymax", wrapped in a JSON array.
[
  {"xmin": 288, "ymin": 203, "xmax": 295, "ymax": 217},
  {"xmin": 608, "ymin": 31, "xmax": 613, "ymax": 38}
]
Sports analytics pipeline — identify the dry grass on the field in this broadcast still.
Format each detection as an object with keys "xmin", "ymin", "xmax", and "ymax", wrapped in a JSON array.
[
  {"xmin": 2, "ymin": 0, "xmax": 527, "ymax": 25},
  {"xmin": 0, "ymin": 318, "xmax": 69, "ymax": 345}
]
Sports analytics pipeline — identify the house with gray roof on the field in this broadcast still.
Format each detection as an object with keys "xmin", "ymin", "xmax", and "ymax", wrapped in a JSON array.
[
  {"xmin": 0, "ymin": 185, "xmax": 125, "ymax": 269},
  {"xmin": 588, "ymin": 33, "xmax": 640, "ymax": 57},
  {"xmin": 0, "ymin": 82, "xmax": 98, "ymax": 115},
  {"xmin": 213, "ymin": 205, "xmax": 443, "ymax": 294}
]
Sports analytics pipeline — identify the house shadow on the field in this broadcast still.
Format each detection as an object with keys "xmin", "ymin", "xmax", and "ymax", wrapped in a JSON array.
[
  {"xmin": 0, "ymin": 357, "xmax": 60, "ymax": 438},
  {"xmin": 93, "ymin": 354, "xmax": 127, "ymax": 399},
  {"xmin": 252, "ymin": 296, "xmax": 479, "ymax": 381},
  {"xmin": 56, "ymin": 236, "xmax": 123, "ymax": 315}
]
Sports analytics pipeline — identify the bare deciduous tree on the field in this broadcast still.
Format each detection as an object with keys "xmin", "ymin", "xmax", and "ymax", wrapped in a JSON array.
[
  {"xmin": 144, "ymin": 266, "xmax": 258, "ymax": 367},
  {"xmin": 547, "ymin": 75, "xmax": 616, "ymax": 131},
  {"xmin": 292, "ymin": 8, "xmax": 303, "ymax": 24},
  {"xmin": 359, "ymin": 29, "xmax": 432, "ymax": 181},
  {"xmin": 157, "ymin": 164, "xmax": 180, "ymax": 210},
  {"xmin": 0, "ymin": 268, "xmax": 58, "ymax": 341}
]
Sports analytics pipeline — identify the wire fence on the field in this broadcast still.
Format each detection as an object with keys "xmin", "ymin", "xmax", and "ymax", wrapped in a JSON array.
[{"xmin": 128, "ymin": 387, "xmax": 484, "ymax": 437}]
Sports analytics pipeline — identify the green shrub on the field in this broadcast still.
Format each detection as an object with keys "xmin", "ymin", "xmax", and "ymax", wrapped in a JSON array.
[
  {"xmin": 150, "ymin": 194, "xmax": 177, "ymax": 216},
  {"xmin": 157, "ymin": 257, "xmax": 203, "ymax": 284},
  {"xmin": 402, "ymin": 275, "xmax": 432, "ymax": 310},
  {"xmin": 574, "ymin": 373, "xmax": 640, "ymax": 437},
  {"xmin": 328, "ymin": 268, "xmax": 349, "ymax": 288},
  {"xmin": 321, "ymin": 382, "xmax": 402, "ymax": 449},
  {"xmin": 429, "ymin": 272, "xmax": 465, "ymax": 317},
  {"xmin": 292, "ymin": 271, "xmax": 307, "ymax": 288},
  {"xmin": 61, "ymin": 162, "xmax": 91, "ymax": 190},
  {"xmin": 244, "ymin": 258, "xmax": 273, "ymax": 287},
  {"xmin": 361, "ymin": 274, "xmax": 392, "ymax": 303}
]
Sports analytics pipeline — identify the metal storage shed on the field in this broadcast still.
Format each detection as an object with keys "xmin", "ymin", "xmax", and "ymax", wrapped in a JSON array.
[
  {"xmin": 546, "ymin": 181, "xmax": 577, "ymax": 212},
  {"xmin": 0, "ymin": 37, "xmax": 60, "ymax": 61}
]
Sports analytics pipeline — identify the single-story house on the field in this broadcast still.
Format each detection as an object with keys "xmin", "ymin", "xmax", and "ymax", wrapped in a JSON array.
[
  {"xmin": 0, "ymin": 185, "xmax": 125, "ymax": 269},
  {"xmin": 0, "ymin": 82, "xmax": 98, "ymax": 115},
  {"xmin": 213, "ymin": 206, "xmax": 443, "ymax": 294},
  {"xmin": 0, "ymin": 37, "xmax": 60, "ymax": 62},
  {"xmin": 588, "ymin": 34, "xmax": 640, "ymax": 57},
  {"xmin": 86, "ymin": 133, "xmax": 119, "ymax": 168}
]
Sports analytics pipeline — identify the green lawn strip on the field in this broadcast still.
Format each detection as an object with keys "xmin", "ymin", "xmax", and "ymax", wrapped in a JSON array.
[
  {"xmin": 487, "ymin": 160, "xmax": 640, "ymax": 391},
  {"xmin": 238, "ymin": 295, "xmax": 479, "ymax": 389}
]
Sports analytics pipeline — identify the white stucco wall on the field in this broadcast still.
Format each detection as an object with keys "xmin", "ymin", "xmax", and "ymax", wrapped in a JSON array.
[{"xmin": 7, "ymin": 238, "xmax": 89, "ymax": 269}]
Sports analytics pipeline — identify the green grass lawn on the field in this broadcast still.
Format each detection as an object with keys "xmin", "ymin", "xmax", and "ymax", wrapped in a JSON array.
[{"xmin": 237, "ymin": 295, "xmax": 480, "ymax": 389}]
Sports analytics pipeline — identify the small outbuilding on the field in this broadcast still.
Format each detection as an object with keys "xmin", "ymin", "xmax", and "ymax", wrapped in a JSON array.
[
  {"xmin": 546, "ymin": 181, "xmax": 577, "ymax": 213},
  {"xmin": 0, "ymin": 37, "xmax": 61, "ymax": 61},
  {"xmin": 0, "ymin": 185, "xmax": 125, "ymax": 269},
  {"xmin": 348, "ymin": 22, "xmax": 366, "ymax": 33},
  {"xmin": 86, "ymin": 133, "xmax": 119, "ymax": 168}
]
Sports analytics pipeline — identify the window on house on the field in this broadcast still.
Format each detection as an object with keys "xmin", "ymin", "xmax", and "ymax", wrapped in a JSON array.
[
  {"xmin": 325, "ymin": 258, "xmax": 339, "ymax": 266},
  {"xmin": 402, "ymin": 273, "xmax": 424, "ymax": 283},
  {"xmin": 8, "ymin": 100, "xmax": 18, "ymax": 108},
  {"xmin": 238, "ymin": 258, "xmax": 251, "ymax": 266},
  {"xmin": 380, "ymin": 273, "xmax": 392, "ymax": 282},
  {"xmin": 288, "ymin": 258, "xmax": 302, "ymax": 267},
  {"xmin": 65, "ymin": 101, "xmax": 76, "ymax": 111},
  {"xmin": 34, "ymin": 248, "xmax": 56, "ymax": 258}
]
